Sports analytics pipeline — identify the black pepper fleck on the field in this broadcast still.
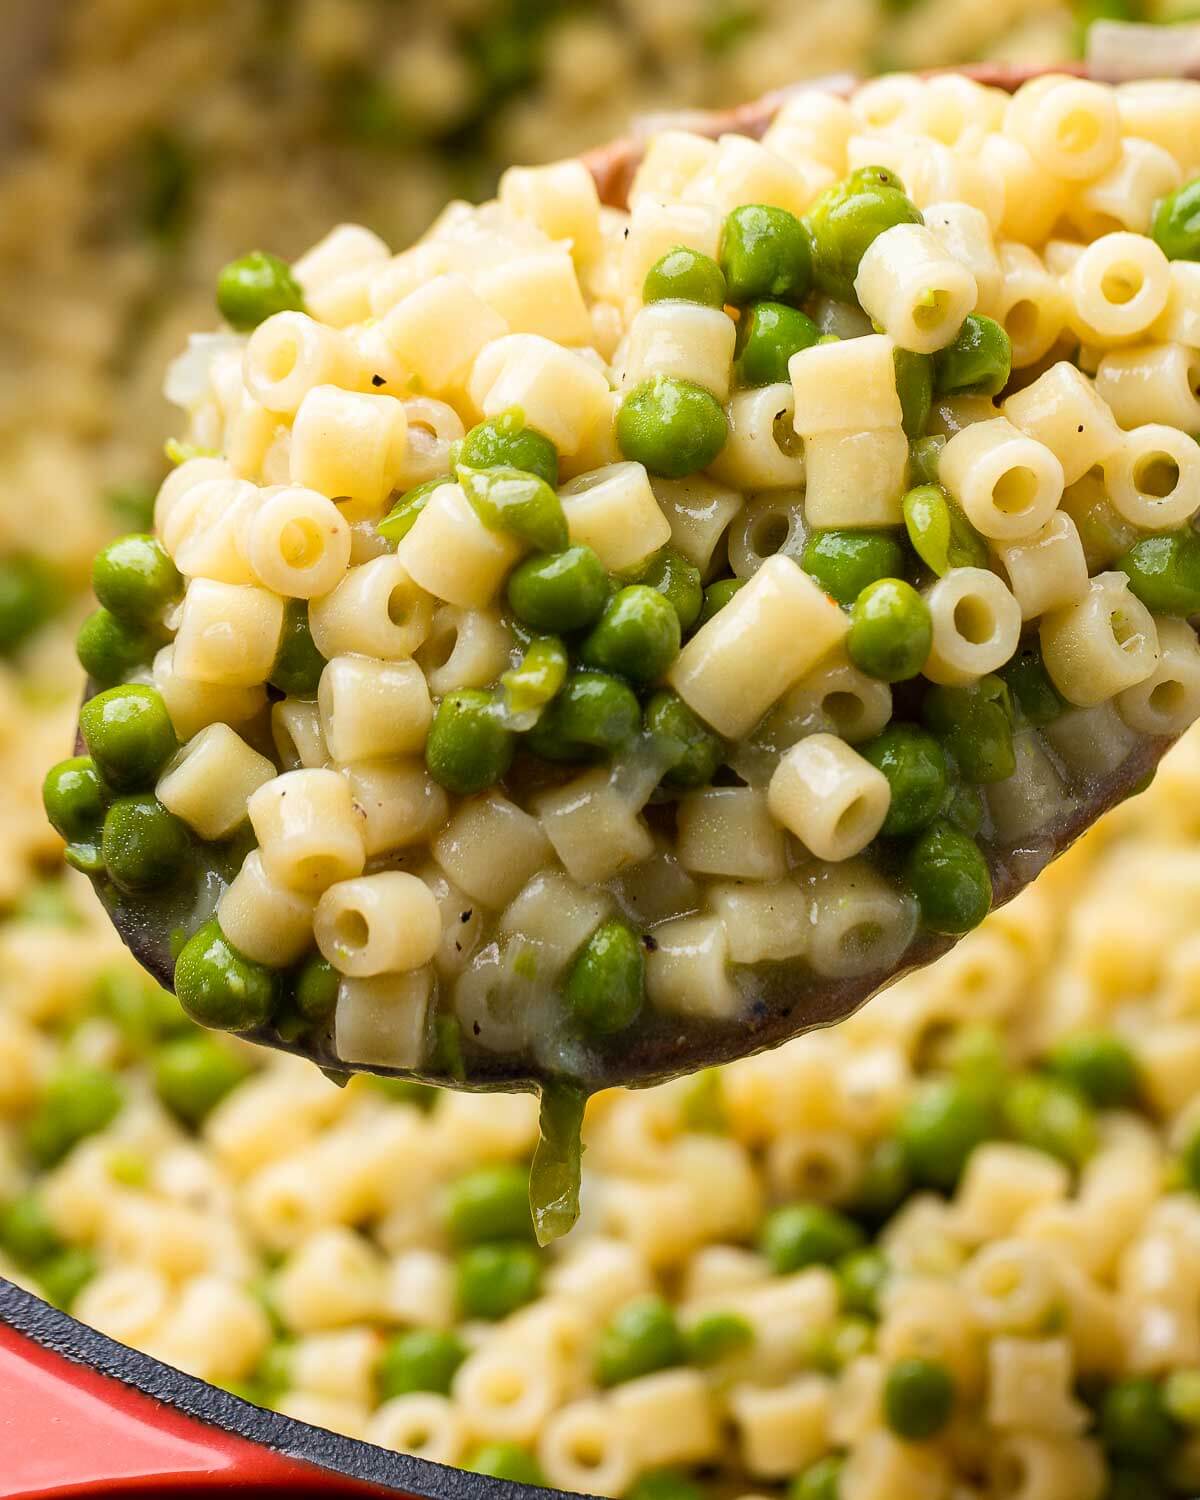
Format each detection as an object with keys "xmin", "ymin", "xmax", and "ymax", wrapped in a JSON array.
[
  {"xmin": 372, "ymin": 373, "xmax": 387, "ymax": 387},
  {"xmin": 642, "ymin": 934, "xmax": 659, "ymax": 952},
  {"xmin": 461, "ymin": 909, "xmax": 472, "ymax": 923}
]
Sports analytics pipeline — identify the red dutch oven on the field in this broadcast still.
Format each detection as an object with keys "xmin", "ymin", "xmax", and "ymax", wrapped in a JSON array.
[{"xmin": 2, "ymin": 46, "xmax": 1191, "ymax": 1500}]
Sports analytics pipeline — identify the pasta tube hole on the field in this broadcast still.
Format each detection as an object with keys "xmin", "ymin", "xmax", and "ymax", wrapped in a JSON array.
[
  {"xmin": 1151, "ymin": 679, "xmax": 1187, "ymax": 716},
  {"xmin": 991, "ymin": 466, "xmax": 1040, "ymax": 517},
  {"xmin": 1057, "ymin": 109, "xmax": 1101, "ymax": 155},
  {"xmin": 422, "ymin": 617, "xmax": 459, "ymax": 673},
  {"xmin": 913, "ymin": 288, "xmax": 955, "ymax": 333},
  {"xmin": 952, "ymin": 595, "xmax": 998, "ymax": 646},
  {"xmin": 334, "ymin": 908, "xmax": 371, "ymax": 952},
  {"xmin": 1004, "ymin": 300, "xmax": 1038, "ymax": 345},
  {"xmin": 840, "ymin": 919, "xmax": 885, "ymax": 965},
  {"xmin": 1132, "ymin": 452, "xmax": 1180, "ymax": 499},
  {"xmin": 264, "ymin": 333, "xmax": 300, "ymax": 382},
  {"xmin": 280, "ymin": 518, "xmax": 326, "ymax": 570},
  {"xmin": 1099, "ymin": 263, "xmax": 1143, "ymax": 306},
  {"xmin": 772, "ymin": 408, "xmax": 804, "ymax": 458},
  {"xmin": 751, "ymin": 512, "xmax": 791, "ymax": 556}
]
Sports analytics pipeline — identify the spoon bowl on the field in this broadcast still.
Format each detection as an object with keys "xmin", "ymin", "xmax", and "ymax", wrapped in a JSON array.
[{"xmin": 73, "ymin": 63, "xmax": 1197, "ymax": 1099}]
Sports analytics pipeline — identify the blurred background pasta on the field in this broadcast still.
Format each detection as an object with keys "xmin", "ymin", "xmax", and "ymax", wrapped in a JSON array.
[{"xmin": 11, "ymin": 1, "xmax": 1200, "ymax": 1495}]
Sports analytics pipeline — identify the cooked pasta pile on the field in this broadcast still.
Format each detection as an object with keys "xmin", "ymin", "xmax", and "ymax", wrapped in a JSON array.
[
  {"xmin": 12, "ymin": 742, "xmax": 1200, "ymax": 1497},
  {"xmin": 0, "ymin": 0, "xmax": 1104, "ymax": 909},
  {"xmin": 46, "ymin": 73, "xmax": 1200, "ymax": 1107}
]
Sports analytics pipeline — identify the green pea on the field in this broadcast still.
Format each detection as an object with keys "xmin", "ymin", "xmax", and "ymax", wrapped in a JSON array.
[
  {"xmin": 719, "ymin": 204, "xmax": 813, "ymax": 304},
  {"xmin": 1004, "ymin": 1073, "xmax": 1096, "ymax": 1169},
  {"xmin": 644, "ymin": 246, "xmax": 728, "ymax": 308},
  {"xmin": 902, "ymin": 483, "xmax": 988, "ymax": 577},
  {"xmin": 1152, "ymin": 177, "xmax": 1200, "ymax": 262},
  {"xmin": 80, "ymin": 684, "xmax": 178, "ymax": 792},
  {"xmin": 268, "ymin": 600, "xmax": 325, "ymax": 697},
  {"xmin": 458, "ymin": 411, "xmax": 559, "ymax": 488},
  {"xmin": 616, "ymin": 376, "xmax": 729, "ymax": 479},
  {"xmin": 1101, "ymin": 1377, "xmax": 1179, "ymax": 1465},
  {"xmin": 377, "ymin": 476, "xmax": 447, "ymax": 547},
  {"xmin": 627, "ymin": 1473, "xmax": 703, "ymax": 1500},
  {"xmin": 76, "ymin": 608, "xmax": 159, "ymax": 689},
  {"xmin": 102, "ymin": 795, "xmax": 191, "ymax": 894},
  {"xmin": 837, "ymin": 1247, "xmax": 890, "ymax": 1320},
  {"xmin": 899, "ymin": 1075, "xmax": 998, "ymax": 1189},
  {"xmin": 1045, "ymin": 1032, "xmax": 1139, "ymax": 1109},
  {"xmin": 506, "ymin": 545, "xmax": 608, "ymax": 633},
  {"xmin": 941, "ymin": 780, "xmax": 984, "ymax": 837},
  {"xmin": 293, "ymin": 953, "xmax": 339, "ymax": 1024},
  {"xmin": 525, "ymin": 670, "xmax": 641, "ymax": 761},
  {"xmin": 905, "ymin": 819, "xmax": 992, "ymax": 936},
  {"xmin": 806, "ymin": 173, "xmax": 924, "ymax": 302},
  {"xmin": 789, "ymin": 1456, "xmax": 844, "ymax": 1500},
  {"xmin": 93, "ymin": 534, "xmax": 181, "ymax": 625},
  {"xmin": 636, "ymin": 548, "xmax": 703, "ymax": 632},
  {"xmin": 0, "ymin": 555, "xmax": 61, "ymax": 654},
  {"xmin": 684, "ymin": 1309, "xmax": 754, "ymax": 1366},
  {"xmin": 25, "ymin": 1064, "xmax": 124, "ymax": 1167},
  {"xmin": 563, "ymin": 919, "xmax": 645, "ymax": 1036},
  {"xmin": 644, "ymin": 691, "xmax": 723, "ymax": 789},
  {"xmin": 883, "ymin": 1357, "xmax": 955, "ymax": 1440},
  {"xmin": 43, "ymin": 757, "xmax": 107, "ymax": 845},
  {"xmin": 467, "ymin": 1444, "xmax": 547, "ymax": 1487},
  {"xmin": 1164, "ymin": 1369, "xmax": 1200, "ymax": 1429},
  {"xmin": 36, "ymin": 1246, "xmax": 98, "ymax": 1310},
  {"xmin": 217, "ymin": 250, "xmax": 305, "ymax": 330},
  {"xmin": 853, "ymin": 1137, "xmax": 912, "ymax": 1221},
  {"xmin": 934, "ymin": 314, "xmax": 1012, "ymax": 398},
  {"xmin": 894, "ymin": 348, "xmax": 934, "ymax": 438},
  {"xmin": 847, "ymin": 578, "xmax": 931, "ymax": 682},
  {"xmin": 0, "ymin": 1192, "xmax": 62, "ymax": 1265},
  {"xmin": 378, "ymin": 1329, "xmax": 468, "ymax": 1399},
  {"xmin": 922, "ymin": 676, "xmax": 1016, "ymax": 783},
  {"xmin": 1117, "ymin": 530, "xmax": 1200, "ymax": 615},
  {"xmin": 501, "ymin": 636, "xmax": 569, "ymax": 718},
  {"xmin": 908, "ymin": 434, "xmax": 945, "ymax": 486},
  {"xmin": 1000, "ymin": 641, "xmax": 1065, "ymax": 729},
  {"xmin": 444, "ymin": 1164, "xmax": 533, "ymax": 1246},
  {"xmin": 860, "ymin": 724, "xmax": 948, "ymax": 837},
  {"xmin": 801, "ymin": 530, "xmax": 906, "ymax": 608},
  {"xmin": 581, "ymin": 585, "xmax": 681, "ymax": 684},
  {"xmin": 457, "ymin": 1242, "xmax": 542, "ymax": 1320},
  {"xmin": 759, "ymin": 1203, "xmax": 864, "ymax": 1275},
  {"xmin": 1182, "ymin": 1125, "xmax": 1200, "ymax": 1196},
  {"xmin": 698, "ymin": 576, "xmax": 745, "ymax": 624},
  {"xmin": 174, "ymin": 918, "xmax": 278, "ymax": 1033},
  {"xmin": 458, "ymin": 465, "xmax": 568, "ymax": 553},
  {"xmin": 425, "ymin": 689, "xmax": 515, "ymax": 796},
  {"xmin": 153, "ymin": 1032, "xmax": 251, "ymax": 1127},
  {"xmin": 1062, "ymin": 475, "xmax": 1139, "ymax": 573},
  {"xmin": 594, "ymin": 1295, "xmax": 684, "ymax": 1387},
  {"xmin": 733, "ymin": 301, "xmax": 820, "ymax": 387}
]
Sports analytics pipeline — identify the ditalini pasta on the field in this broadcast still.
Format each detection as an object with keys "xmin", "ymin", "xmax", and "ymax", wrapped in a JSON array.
[{"xmin": 44, "ymin": 73, "xmax": 1200, "ymax": 1245}]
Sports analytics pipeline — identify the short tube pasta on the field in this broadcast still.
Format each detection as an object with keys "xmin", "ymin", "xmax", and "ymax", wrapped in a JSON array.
[
  {"xmin": 938, "ymin": 417, "xmax": 1064, "ymax": 541},
  {"xmin": 1117, "ymin": 618, "xmax": 1200, "ymax": 737},
  {"xmin": 308, "ymin": 554, "xmax": 433, "ymax": 661},
  {"xmin": 1040, "ymin": 571, "xmax": 1160, "ymax": 707},
  {"xmin": 218, "ymin": 850, "xmax": 317, "ymax": 967},
  {"xmin": 246, "ymin": 486, "xmax": 351, "ymax": 598},
  {"xmin": 993, "ymin": 512, "xmax": 1089, "ymax": 621},
  {"xmin": 1102, "ymin": 424, "xmax": 1200, "ymax": 530},
  {"xmin": 854, "ymin": 223, "xmax": 977, "ymax": 354},
  {"xmin": 314, "ymin": 871, "xmax": 441, "ymax": 977},
  {"xmin": 317, "ymin": 655, "xmax": 433, "ymax": 764},
  {"xmin": 396, "ymin": 482, "xmax": 523, "ymax": 609},
  {"xmin": 244, "ymin": 313, "xmax": 356, "ymax": 416},
  {"xmin": 559, "ymin": 463, "xmax": 672, "ymax": 574},
  {"xmin": 1067, "ymin": 232, "xmax": 1171, "ymax": 344},
  {"xmin": 768, "ymin": 735, "xmax": 891, "ymax": 861},
  {"xmin": 620, "ymin": 302, "xmax": 736, "ymax": 400},
  {"xmin": 290, "ymin": 386, "xmax": 409, "ymax": 509},
  {"xmin": 708, "ymin": 384, "xmax": 807, "ymax": 492},
  {"xmin": 248, "ymin": 768, "xmax": 367, "ymax": 895},
  {"xmin": 1095, "ymin": 343, "xmax": 1200, "ymax": 434},
  {"xmin": 923, "ymin": 568, "xmax": 1023, "ymax": 684}
]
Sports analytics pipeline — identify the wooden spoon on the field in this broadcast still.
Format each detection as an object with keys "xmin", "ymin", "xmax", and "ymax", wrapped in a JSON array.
[{"xmin": 78, "ymin": 64, "xmax": 1188, "ymax": 1102}]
